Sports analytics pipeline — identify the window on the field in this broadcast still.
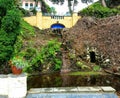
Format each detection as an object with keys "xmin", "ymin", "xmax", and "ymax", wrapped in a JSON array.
[
  {"xmin": 25, "ymin": 3, "xmax": 28, "ymax": 7},
  {"xmin": 30, "ymin": 3, "xmax": 33, "ymax": 8}
]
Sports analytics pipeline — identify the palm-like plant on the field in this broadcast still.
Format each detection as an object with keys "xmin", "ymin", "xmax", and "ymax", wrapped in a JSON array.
[{"xmin": 9, "ymin": 56, "xmax": 28, "ymax": 69}]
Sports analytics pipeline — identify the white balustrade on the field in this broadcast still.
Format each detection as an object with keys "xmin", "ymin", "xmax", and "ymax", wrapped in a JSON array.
[
  {"xmin": 0, "ymin": 74, "xmax": 27, "ymax": 98},
  {"xmin": 0, "ymin": 75, "xmax": 8, "ymax": 96}
]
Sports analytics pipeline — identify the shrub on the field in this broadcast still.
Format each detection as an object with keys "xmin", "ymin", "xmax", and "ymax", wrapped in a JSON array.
[
  {"xmin": 21, "ymin": 20, "xmax": 35, "ymax": 39},
  {"xmin": 0, "ymin": 0, "xmax": 16, "ymax": 26},
  {"xmin": 13, "ymin": 36, "xmax": 23, "ymax": 56},
  {"xmin": 0, "ymin": 0, "xmax": 21, "ymax": 64},
  {"xmin": 79, "ymin": 2, "xmax": 120, "ymax": 18},
  {"xmin": 9, "ymin": 56, "xmax": 28, "ymax": 69},
  {"xmin": 93, "ymin": 65, "xmax": 101, "ymax": 71},
  {"xmin": 19, "ymin": 7, "xmax": 31, "ymax": 17},
  {"xmin": 1, "ymin": 9, "xmax": 21, "ymax": 33},
  {"xmin": 76, "ymin": 61, "xmax": 91, "ymax": 71},
  {"xmin": 24, "ymin": 48, "xmax": 37, "ymax": 61},
  {"xmin": 31, "ymin": 40, "xmax": 62, "ymax": 72},
  {"xmin": 0, "ymin": 30, "xmax": 15, "ymax": 62}
]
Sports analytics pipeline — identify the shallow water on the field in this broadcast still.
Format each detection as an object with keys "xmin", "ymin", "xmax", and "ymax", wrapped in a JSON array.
[{"xmin": 27, "ymin": 72, "xmax": 120, "ymax": 92}]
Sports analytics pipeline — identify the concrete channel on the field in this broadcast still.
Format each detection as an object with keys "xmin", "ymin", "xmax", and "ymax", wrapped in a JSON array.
[
  {"xmin": 27, "ymin": 86, "xmax": 118, "ymax": 98},
  {"xmin": 0, "ymin": 74, "xmax": 119, "ymax": 98}
]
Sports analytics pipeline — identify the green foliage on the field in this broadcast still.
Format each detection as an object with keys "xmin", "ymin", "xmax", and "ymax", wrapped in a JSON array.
[
  {"xmin": 0, "ymin": 38, "xmax": 15, "ymax": 62},
  {"xmin": 24, "ymin": 48, "xmax": 37, "ymax": 61},
  {"xmin": 93, "ymin": 65, "xmax": 101, "ymax": 71},
  {"xmin": 76, "ymin": 61, "xmax": 83, "ymax": 67},
  {"xmin": 40, "ymin": 0, "xmax": 53, "ymax": 13},
  {"xmin": 68, "ymin": 71, "xmax": 102, "ymax": 76},
  {"xmin": 12, "ymin": 20, "xmax": 35, "ymax": 62},
  {"xmin": 12, "ymin": 47, "xmax": 37, "ymax": 73},
  {"xmin": 1, "ymin": 9, "xmax": 21, "ymax": 33},
  {"xmin": 69, "ymin": 53, "xmax": 76, "ymax": 59},
  {"xmin": 13, "ymin": 36, "xmax": 23, "ymax": 55},
  {"xmin": 19, "ymin": 7, "xmax": 31, "ymax": 17},
  {"xmin": 0, "ymin": 0, "xmax": 15, "ymax": 10},
  {"xmin": 0, "ymin": 0, "xmax": 21, "ymax": 63},
  {"xmin": 117, "ymin": 5, "xmax": 120, "ymax": 9},
  {"xmin": 0, "ymin": 0, "xmax": 15, "ymax": 25},
  {"xmin": 49, "ymin": 0, "xmax": 64, "ymax": 5},
  {"xmin": 49, "ymin": 0, "xmax": 78, "ymax": 5},
  {"xmin": 31, "ymin": 8, "xmax": 37, "ymax": 15},
  {"xmin": 31, "ymin": 40, "xmax": 62, "ymax": 71},
  {"xmin": 76, "ymin": 61, "xmax": 90, "ymax": 70},
  {"xmin": 0, "ymin": 30, "xmax": 16, "ymax": 62},
  {"xmin": 50, "ymin": 7, "xmax": 57, "ymax": 14},
  {"xmin": 79, "ymin": 2, "xmax": 120, "ymax": 18},
  {"xmin": 20, "ymin": 19, "xmax": 35, "ymax": 39},
  {"xmin": 49, "ymin": 0, "xmax": 78, "ymax": 14},
  {"xmin": 9, "ymin": 56, "xmax": 29, "ymax": 69},
  {"xmin": 45, "ymin": 4, "xmax": 52, "ymax": 13}
]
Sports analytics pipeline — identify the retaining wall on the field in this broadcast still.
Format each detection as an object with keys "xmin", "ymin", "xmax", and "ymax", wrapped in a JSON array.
[{"xmin": 0, "ymin": 74, "xmax": 27, "ymax": 98}]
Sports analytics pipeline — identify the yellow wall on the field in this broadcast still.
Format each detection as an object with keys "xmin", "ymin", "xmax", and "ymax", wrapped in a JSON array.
[
  {"xmin": 23, "ymin": 12, "xmax": 80, "ymax": 29},
  {"xmin": 42, "ymin": 16, "xmax": 73, "ymax": 29},
  {"xmin": 36, "ymin": 12, "xmax": 42, "ymax": 29},
  {"xmin": 23, "ymin": 16, "xmax": 37, "ymax": 26},
  {"xmin": 72, "ymin": 13, "xmax": 80, "ymax": 26}
]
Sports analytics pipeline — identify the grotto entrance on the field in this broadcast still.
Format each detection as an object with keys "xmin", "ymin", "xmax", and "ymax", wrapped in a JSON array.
[
  {"xmin": 90, "ymin": 51, "xmax": 96, "ymax": 63},
  {"xmin": 51, "ymin": 23, "xmax": 65, "ymax": 36}
]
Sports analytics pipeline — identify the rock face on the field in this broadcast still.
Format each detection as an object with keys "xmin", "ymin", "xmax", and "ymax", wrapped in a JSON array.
[{"xmin": 62, "ymin": 15, "xmax": 120, "ymax": 70}]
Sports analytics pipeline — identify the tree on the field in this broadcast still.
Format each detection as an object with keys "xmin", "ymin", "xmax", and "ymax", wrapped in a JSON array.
[
  {"xmin": 101, "ymin": 0, "xmax": 107, "ymax": 7},
  {"xmin": 34, "ymin": 0, "xmax": 53, "ymax": 13},
  {"xmin": 49, "ymin": 0, "xmax": 78, "ymax": 14},
  {"xmin": 82, "ymin": 0, "xmax": 120, "ymax": 7},
  {"xmin": 0, "ymin": 0, "xmax": 21, "ymax": 64},
  {"xmin": 81, "ymin": 0, "xmax": 110, "ymax": 7},
  {"xmin": 108, "ymin": 0, "xmax": 120, "ymax": 7},
  {"xmin": 49, "ymin": 0, "xmax": 64, "ymax": 5},
  {"xmin": 81, "ymin": 0, "xmax": 96, "ymax": 4},
  {"xmin": 50, "ymin": 7, "xmax": 57, "ymax": 14}
]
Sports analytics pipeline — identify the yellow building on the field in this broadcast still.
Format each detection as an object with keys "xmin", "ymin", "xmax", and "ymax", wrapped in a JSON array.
[{"xmin": 23, "ymin": 12, "xmax": 80, "ymax": 29}]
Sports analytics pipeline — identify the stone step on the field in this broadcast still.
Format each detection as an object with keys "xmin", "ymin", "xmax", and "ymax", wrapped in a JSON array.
[{"xmin": 27, "ymin": 86, "xmax": 118, "ymax": 98}]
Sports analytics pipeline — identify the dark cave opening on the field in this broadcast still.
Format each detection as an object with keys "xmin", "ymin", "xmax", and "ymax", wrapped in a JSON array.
[{"xmin": 90, "ymin": 51, "xmax": 96, "ymax": 63}]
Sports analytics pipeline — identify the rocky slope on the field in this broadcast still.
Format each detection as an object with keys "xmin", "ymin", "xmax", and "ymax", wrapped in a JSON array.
[{"xmin": 62, "ymin": 15, "xmax": 120, "ymax": 72}]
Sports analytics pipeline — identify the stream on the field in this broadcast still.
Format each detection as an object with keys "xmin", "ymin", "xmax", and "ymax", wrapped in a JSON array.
[{"xmin": 27, "ymin": 72, "xmax": 120, "ymax": 94}]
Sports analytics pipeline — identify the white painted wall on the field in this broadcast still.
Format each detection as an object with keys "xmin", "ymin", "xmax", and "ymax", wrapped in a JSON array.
[
  {"xmin": 8, "ymin": 74, "xmax": 27, "ymax": 98},
  {"xmin": 0, "ymin": 74, "xmax": 27, "ymax": 98},
  {"xmin": 21, "ymin": 0, "xmax": 41, "ymax": 11},
  {"xmin": 0, "ymin": 75, "xmax": 8, "ymax": 95}
]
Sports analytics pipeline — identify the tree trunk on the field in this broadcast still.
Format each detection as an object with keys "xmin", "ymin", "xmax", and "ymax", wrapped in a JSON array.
[
  {"xmin": 67, "ymin": 0, "xmax": 72, "ymax": 14},
  {"xmin": 101, "ymin": 0, "xmax": 107, "ymax": 7}
]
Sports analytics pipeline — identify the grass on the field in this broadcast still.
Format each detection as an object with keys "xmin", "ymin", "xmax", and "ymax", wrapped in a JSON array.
[{"xmin": 21, "ymin": 19, "xmax": 35, "ymax": 38}]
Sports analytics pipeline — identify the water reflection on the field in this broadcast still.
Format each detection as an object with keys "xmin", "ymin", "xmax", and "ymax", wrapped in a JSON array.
[{"xmin": 27, "ymin": 72, "xmax": 120, "ymax": 92}]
